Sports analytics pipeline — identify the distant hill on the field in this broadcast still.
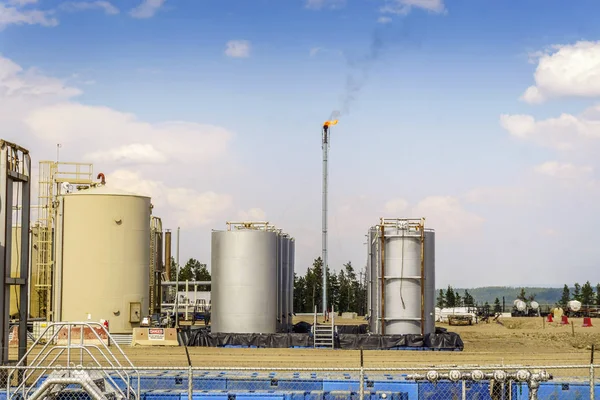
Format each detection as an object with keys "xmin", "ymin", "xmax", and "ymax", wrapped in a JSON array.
[{"xmin": 436, "ymin": 286, "xmax": 563, "ymax": 305}]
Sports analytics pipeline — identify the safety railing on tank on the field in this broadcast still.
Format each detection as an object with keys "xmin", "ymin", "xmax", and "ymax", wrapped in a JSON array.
[{"xmin": 7, "ymin": 322, "xmax": 140, "ymax": 400}]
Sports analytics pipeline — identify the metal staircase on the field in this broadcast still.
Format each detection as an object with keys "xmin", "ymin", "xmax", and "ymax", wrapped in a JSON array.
[
  {"xmin": 313, "ymin": 306, "xmax": 335, "ymax": 349},
  {"xmin": 7, "ymin": 322, "xmax": 139, "ymax": 400}
]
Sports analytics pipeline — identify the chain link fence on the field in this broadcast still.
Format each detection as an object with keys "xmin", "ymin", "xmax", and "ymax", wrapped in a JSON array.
[{"xmin": 0, "ymin": 364, "xmax": 597, "ymax": 400}]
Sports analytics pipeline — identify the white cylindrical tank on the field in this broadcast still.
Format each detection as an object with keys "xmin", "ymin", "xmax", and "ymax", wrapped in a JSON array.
[
  {"xmin": 568, "ymin": 300, "xmax": 582, "ymax": 312},
  {"xmin": 53, "ymin": 186, "xmax": 151, "ymax": 334},
  {"xmin": 211, "ymin": 229, "xmax": 278, "ymax": 333},
  {"xmin": 367, "ymin": 220, "xmax": 434, "ymax": 336},
  {"xmin": 530, "ymin": 301, "xmax": 539, "ymax": 310},
  {"xmin": 384, "ymin": 226, "xmax": 422, "ymax": 335}
]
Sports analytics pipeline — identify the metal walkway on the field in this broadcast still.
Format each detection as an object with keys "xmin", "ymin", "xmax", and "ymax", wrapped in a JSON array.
[{"xmin": 7, "ymin": 321, "xmax": 139, "ymax": 400}]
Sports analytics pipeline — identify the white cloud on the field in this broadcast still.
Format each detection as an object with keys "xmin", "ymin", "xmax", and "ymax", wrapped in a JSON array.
[
  {"xmin": 305, "ymin": 0, "xmax": 346, "ymax": 10},
  {"xmin": 377, "ymin": 16, "xmax": 392, "ymax": 24},
  {"xmin": 0, "ymin": 54, "xmax": 237, "ymax": 232},
  {"xmin": 521, "ymin": 41, "xmax": 600, "ymax": 103},
  {"xmin": 499, "ymin": 106, "xmax": 600, "ymax": 151},
  {"xmin": 534, "ymin": 161, "xmax": 593, "ymax": 180},
  {"xmin": 129, "ymin": 0, "xmax": 164, "ymax": 19},
  {"xmin": 410, "ymin": 196, "xmax": 484, "ymax": 236},
  {"xmin": 59, "ymin": 1, "xmax": 119, "ymax": 15},
  {"xmin": 237, "ymin": 208, "xmax": 267, "ymax": 221},
  {"xmin": 23, "ymin": 103, "xmax": 232, "ymax": 165},
  {"xmin": 7, "ymin": 0, "xmax": 38, "ymax": 5},
  {"xmin": 380, "ymin": 196, "xmax": 483, "ymax": 236},
  {"xmin": 0, "ymin": 2, "xmax": 58, "ymax": 29},
  {"xmin": 109, "ymin": 170, "xmax": 233, "ymax": 228},
  {"xmin": 225, "ymin": 40, "xmax": 251, "ymax": 58},
  {"xmin": 463, "ymin": 186, "xmax": 533, "ymax": 207},
  {"xmin": 84, "ymin": 143, "xmax": 167, "ymax": 164},
  {"xmin": 380, "ymin": 0, "xmax": 445, "ymax": 16},
  {"xmin": 383, "ymin": 198, "xmax": 409, "ymax": 214}
]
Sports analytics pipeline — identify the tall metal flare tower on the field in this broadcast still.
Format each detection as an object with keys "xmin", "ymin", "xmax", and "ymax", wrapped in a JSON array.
[{"xmin": 321, "ymin": 119, "xmax": 338, "ymax": 317}]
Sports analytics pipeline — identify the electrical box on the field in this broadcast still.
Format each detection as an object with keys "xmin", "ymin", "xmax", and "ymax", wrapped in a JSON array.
[{"xmin": 129, "ymin": 302, "xmax": 142, "ymax": 323}]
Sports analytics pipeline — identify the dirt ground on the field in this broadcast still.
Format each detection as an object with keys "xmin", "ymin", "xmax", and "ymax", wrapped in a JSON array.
[{"xmin": 117, "ymin": 316, "xmax": 599, "ymax": 371}]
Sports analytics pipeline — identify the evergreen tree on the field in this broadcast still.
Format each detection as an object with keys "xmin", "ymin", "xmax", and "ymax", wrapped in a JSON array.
[
  {"xmin": 559, "ymin": 284, "xmax": 570, "ymax": 308},
  {"xmin": 455, "ymin": 292, "xmax": 462, "ymax": 307},
  {"xmin": 463, "ymin": 290, "xmax": 474, "ymax": 307},
  {"xmin": 445, "ymin": 286, "xmax": 456, "ymax": 307},
  {"xmin": 493, "ymin": 297, "xmax": 501, "ymax": 313},
  {"xmin": 573, "ymin": 283, "xmax": 582, "ymax": 302},
  {"xmin": 581, "ymin": 281, "xmax": 594, "ymax": 305},
  {"xmin": 517, "ymin": 288, "xmax": 527, "ymax": 301},
  {"xmin": 436, "ymin": 289, "xmax": 445, "ymax": 308},
  {"xmin": 596, "ymin": 284, "xmax": 600, "ymax": 306}
]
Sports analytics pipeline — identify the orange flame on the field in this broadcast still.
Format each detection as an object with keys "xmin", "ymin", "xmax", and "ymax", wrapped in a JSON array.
[{"xmin": 323, "ymin": 120, "xmax": 339, "ymax": 127}]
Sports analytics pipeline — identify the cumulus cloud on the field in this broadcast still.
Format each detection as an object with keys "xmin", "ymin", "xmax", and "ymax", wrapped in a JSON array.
[
  {"xmin": 380, "ymin": 196, "xmax": 483, "ymax": 236},
  {"xmin": 499, "ymin": 106, "xmax": 600, "ymax": 151},
  {"xmin": 380, "ymin": 0, "xmax": 445, "ymax": 16},
  {"xmin": 383, "ymin": 198, "xmax": 409, "ymax": 214},
  {"xmin": 305, "ymin": 0, "xmax": 346, "ymax": 10},
  {"xmin": 0, "ymin": 54, "xmax": 237, "ymax": 231},
  {"xmin": 521, "ymin": 41, "xmax": 600, "ymax": 103},
  {"xmin": 109, "ymin": 170, "xmax": 233, "ymax": 228},
  {"xmin": 59, "ymin": 1, "xmax": 119, "ymax": 15},
  {"xmin": 410, "ymin": 196, "xmax": 484, "ymax": 236},
  {"xmin": 129, "ymin": 0, "xmax": 164, "ymax": 19},
  {"xmin": 225, "ymin": 40, "xmax": 251, "ymax": 58},
  {"xmin": 534, "ymin": 161, "xmax": 593, "ymax": 180},
  {"xmin": 0, "ymin": 1, "xmax": 58, "ymax": 29},
  {"xmin": 237, "ymin": 208, "xmax": 267, "ymax": 221}
]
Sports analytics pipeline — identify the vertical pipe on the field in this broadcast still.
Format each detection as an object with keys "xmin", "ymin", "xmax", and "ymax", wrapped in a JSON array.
[
  {"xmin": 420, "ymin": 224, "xmax": 425, "ymax": 337},
  {"xmin": 322, "ymin": 125, "xmax": 329, "ymax": 317},
  {"xmin": 165, "ymin": 231, "xmax": 172, "ymax": 280},
  {"xmin": 175, "ymin": 226, "xmax": 181, "ymax": 327},
  {"xmin": 379, "ymin": 224, "xmax": 385, "ymax": 335},
  {"xmin": 19, "ymin": 164, "xmax": 31, "ymax": 365}
]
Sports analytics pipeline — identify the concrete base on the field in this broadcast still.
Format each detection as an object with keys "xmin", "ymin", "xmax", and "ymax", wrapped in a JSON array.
[{"xmin": 131, "ymin": 328, "xmax": 179, "ymax": 346}]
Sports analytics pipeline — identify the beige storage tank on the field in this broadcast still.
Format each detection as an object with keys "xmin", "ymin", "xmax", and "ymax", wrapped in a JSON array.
[{"xmin": 53, "ymin": 186, "xmax": 151, "ymax": 333}]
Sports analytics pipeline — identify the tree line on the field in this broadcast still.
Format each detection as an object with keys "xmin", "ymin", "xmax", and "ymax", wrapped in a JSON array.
[
  {"xmin": 558, "ymin": 282, "xmax": 600, "ymax": 307},
  {"xmin": 293, "ymin": 257, "xmax": 367, "ymax": 314}
]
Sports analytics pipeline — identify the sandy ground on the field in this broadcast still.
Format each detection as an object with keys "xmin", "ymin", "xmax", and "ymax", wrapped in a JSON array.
[
  {"xmin": 14, "ymin": 317, "xmax": 599, "ymax": 378},
  {"xmin": 118, "ymin": 317, "xmax": 599, "ymax": 372}
]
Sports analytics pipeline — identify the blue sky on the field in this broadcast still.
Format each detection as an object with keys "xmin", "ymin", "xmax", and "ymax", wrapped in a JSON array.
[{"xmin": 3, "ymin": 0, "xmax": 600, "ymax": 287}]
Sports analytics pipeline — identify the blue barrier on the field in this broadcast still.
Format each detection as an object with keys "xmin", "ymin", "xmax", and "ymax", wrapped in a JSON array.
[{"xmin": 17, "ymin": 372, "xmax": 600, "ymax": 400}]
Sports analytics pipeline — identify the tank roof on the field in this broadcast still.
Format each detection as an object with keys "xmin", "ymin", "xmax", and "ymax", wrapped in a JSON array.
[{"xmin": 67, "ymin": 185, "xmax": 150, "ymax": 198}]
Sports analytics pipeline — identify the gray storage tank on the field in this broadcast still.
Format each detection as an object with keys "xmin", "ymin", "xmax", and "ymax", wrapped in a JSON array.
[
  {"xmin": 367, "ymin": 218, "xmax": 435, "ymax": 336},
  {"xmin": 288, "ymin": 238, "xmax": 295, "ymax": 328},
  {"xmin": 211, "ymin": 223, "xmax": 278, "ymax": 334}
]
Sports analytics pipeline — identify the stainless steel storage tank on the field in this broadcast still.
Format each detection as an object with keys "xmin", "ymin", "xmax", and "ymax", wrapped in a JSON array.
[
  {"xmin": 275, "ymin": 231, "xmax": 282, "ymax": 332},
  {"xmin": 211, "ymin": 226, "xmax": 278, "ymax": 333},
  {"xmin": 423, "ymin": 230, "xmax": 435, "ymax": 335},
  {"xmin": 367, "ymin": 218, "xmax": 435, "ymax": 336},
  {"xmin": 280, "ymin": 234, "xmax": 290, "ymax": 331},
  {"xmin": 53, "ymin": 186, "xmax": 151, "ymax": 333},
  {"xmin": 288, "ymin": 238, "xmax": 295, "ymax": 325}
]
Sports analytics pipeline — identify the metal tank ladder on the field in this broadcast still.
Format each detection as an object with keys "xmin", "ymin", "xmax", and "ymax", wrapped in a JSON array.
[{"xmin": 313, "ymin": 306, "xmax": 335, "ymax": 349}]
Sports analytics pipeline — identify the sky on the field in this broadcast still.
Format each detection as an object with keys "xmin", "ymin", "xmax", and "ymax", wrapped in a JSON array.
[{"xmin": 2, "ymin": 0, "xmax": 600, "ymax": 288}]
